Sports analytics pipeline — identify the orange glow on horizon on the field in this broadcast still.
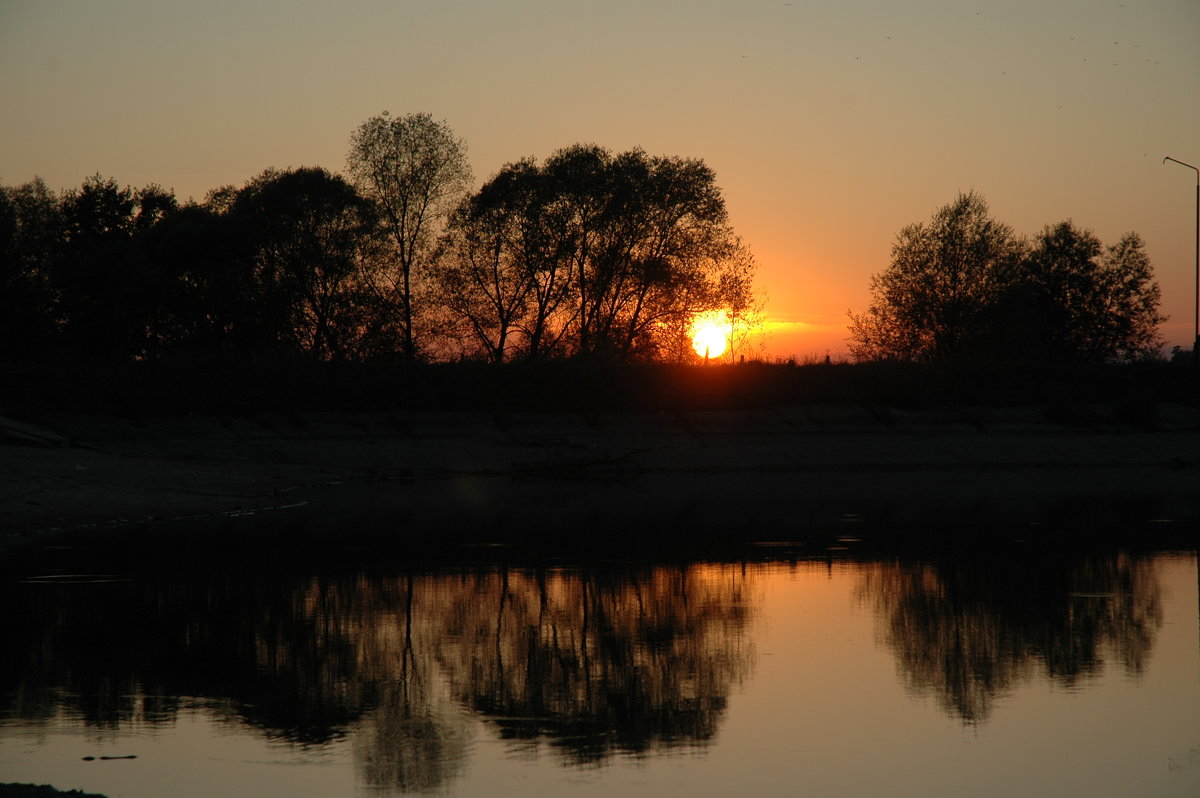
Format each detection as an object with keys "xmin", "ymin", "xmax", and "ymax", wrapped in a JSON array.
[{"xmin": 756, "ymin": 316, "xmax": 850, "ymax": 361}]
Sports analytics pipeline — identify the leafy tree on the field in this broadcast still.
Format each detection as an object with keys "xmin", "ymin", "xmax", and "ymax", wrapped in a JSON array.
[
  {"xmin": 435, "ymin": 157, "xmax": 579, "ymax": 361},
  {"xmin": 557, "ymin": 145, "xmax": 734, "ymax": 359},
  {"xmin": 139, "ymin": 200, "xmax": 254, "ymax": 357},
  {"xmin": 1092, "ymin": 232, "xmax": 1164, "ymax": 361},
  {"xmin": 597, "ymin": 147, "xmax": 729, "ymax": 360},
  {"xmin": 6, "ymin": 131, "xmax": 757, "ymax": 365},
  {"xmin": 436, "ymin": 185, "xmax": 537, "ymax": 362},
  {"xmin": 229, "ymin": 167, "xmax": 383, "ymax": 360},
  {"xmin": 849, "ymin": 192, "xmax": 1164, "ymax": 363},
  {"xmin": 849, "ymin": 191, "xmax": 1024, "ymax": 362},
  {"xmin": 134, "ymin": 184, "xmax": 179, "ymax": 232},
  {"xmin": 56, "ymin": 174, "xmax": 177, "ymax": 359},
  {"xmin": 654, "ymin": 238, "xmax": 758, "ymax": 364},
  {"xmin": 0, "ymin": 177, "xmax": 63, "ymax": 358},
  {"xmin": 0, "ymin": 186, "xmax": 24, "ymax": 356},
  {"xmin": 999, "ymin": 220, "xmax": 1104, "ymax": 360},
  {"xmin": 62, "ymin": 174, "xmax": 137, "ymax": 242},
  {"xmin": 0, "ymin": 188, "xmax": 14, "ymax": 266},
  {"xmin": 347, "ymin": 112, "xmax": 472, "ymax": 360},
  {"xmin": 1014, "ymin": 222, "xmax": 1164, "ymax": 363},
  {"xmin": 437, "ymin": 144, "xmax": 750, "ymax": 362}
]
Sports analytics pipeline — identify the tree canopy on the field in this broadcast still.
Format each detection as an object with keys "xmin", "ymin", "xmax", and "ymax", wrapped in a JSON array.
[
  {"xmin": 0, "ymin": 116, "xmax": 757, "ymax": 367},
  {"xmin": 227, "ymin": 166, "xmax": 384, "ymax": 360},
  {"xmin": 347, "ymin": 112, "xmax": 472, "ymax": 360},
  {"xmin": 849, "ymin": 191, "xmax": 1164, "ymax": 364},
  {"xmin": 435, "ymin": 145, "xmax": 754, "ymax": 362}
]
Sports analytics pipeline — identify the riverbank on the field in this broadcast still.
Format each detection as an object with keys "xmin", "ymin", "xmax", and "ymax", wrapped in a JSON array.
[{"xmin": 3, "ymin": 402, "xmax": 1198, "ymax": 550}]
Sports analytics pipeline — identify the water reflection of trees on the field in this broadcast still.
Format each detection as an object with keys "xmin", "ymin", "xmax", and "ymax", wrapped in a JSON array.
[
  {"xmin": 1, "ymin": 562, "xmax": 755, "ymax": 790},
  {"xmin": 432, "ymin": 566, "xmax": 755, "ymax": 763},
  {"xmin": 859, "ymin": 551, "xmax": 1163, "ymax": 724}
]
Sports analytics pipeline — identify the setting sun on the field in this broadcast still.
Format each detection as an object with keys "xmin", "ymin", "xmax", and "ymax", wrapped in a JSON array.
[{"xmin": 691, "ymin": 311, "xmax": 729, "ymax": 359}]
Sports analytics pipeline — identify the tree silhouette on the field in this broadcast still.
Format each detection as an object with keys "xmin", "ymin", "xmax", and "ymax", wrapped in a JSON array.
[
  {"xmin": 717, "ymin": 243, "xmax": 762, "ymax": 362},
  {"xmin": 54, "ymin": 175, "xmax": 178, "ymax": 360},
  {"xmin": 1009, "ymin": 222, "xmax": 1165, "ymax": 362},
  {"xmin": 435, "ymin": 164, "xmax": 541, "ymax": 362},
  {"xmin": 0, "ymin": 177, "xmax": 62, "ymax": 358},
  {"xmin": 228, "ymin": 167, "xmax": 383, "ymax": 360},
  {"xmin": 848, "ymin": 191, "xmax": 1023, "ymax": 362},
  {"xmin": 435, "ymin": 145, "xmax": 754, "ymax": 362},
  {"xmin": 4, "ymin": 119, "xmax": 772, "ymax": 366},
  {"xmin": 562, "ymin": 146, "xmax": 733, "ymax": 359},
  {"xmin": 140, "ymin": 199, "xmax": 255, "ymax": 357},
  {"xmin": 347, "ymin": 112, "xmax": 472, "ymax": 361},
  {"xmin": 1096, "ymin": 233, "xmax": 1165, "ymax": 360},
  {"xmin": 848, "ymin": 192, "xmax": 1165, "ymax": 363}
]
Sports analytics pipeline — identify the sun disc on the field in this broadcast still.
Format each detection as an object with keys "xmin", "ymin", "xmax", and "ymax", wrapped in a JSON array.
[{"xmin": 691, "ymin": 313, "xmax": 729, "ymax": 358}]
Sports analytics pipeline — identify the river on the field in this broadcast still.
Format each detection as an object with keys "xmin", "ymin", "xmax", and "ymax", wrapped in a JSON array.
[{"xmin": 1, "ymin": 515, "xmax": 1196, "ymax": 797}]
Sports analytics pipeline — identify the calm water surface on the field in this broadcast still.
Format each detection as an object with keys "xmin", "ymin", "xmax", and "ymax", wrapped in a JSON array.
[{"xmin": 1, "ymin": 541, "xmax": 1197, "ymax": 798}]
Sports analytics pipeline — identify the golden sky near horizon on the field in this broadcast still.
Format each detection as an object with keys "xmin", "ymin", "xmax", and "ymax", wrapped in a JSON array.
[{"xmin": 2, "ymin": 0, "xmax": 1198, "ymax": 358}]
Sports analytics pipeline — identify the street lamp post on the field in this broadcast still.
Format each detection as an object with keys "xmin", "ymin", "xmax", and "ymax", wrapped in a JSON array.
[{"xmin": 1164, "ymin": 156, "xmax": 1199, "ymax": 369}]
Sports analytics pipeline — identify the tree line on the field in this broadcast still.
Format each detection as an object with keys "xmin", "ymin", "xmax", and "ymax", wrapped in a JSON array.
[
  {"xmin": 0, "ymin": 112, "xmax": 757, "ymax": 365},
  {"xmin": 849, "ymin": 191, "xmax": 1165, "ymax": 364}
]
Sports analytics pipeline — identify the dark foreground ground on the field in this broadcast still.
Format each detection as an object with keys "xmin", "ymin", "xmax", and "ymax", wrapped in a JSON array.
[{"xmin": 2, "ymin": 359, "xmax": 1198, "ymax": 555}]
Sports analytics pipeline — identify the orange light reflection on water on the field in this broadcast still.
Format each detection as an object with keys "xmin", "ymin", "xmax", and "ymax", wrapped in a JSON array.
[{"xmin": 1, "ymin": 555, "xmax": 1196, "ymax": 798}]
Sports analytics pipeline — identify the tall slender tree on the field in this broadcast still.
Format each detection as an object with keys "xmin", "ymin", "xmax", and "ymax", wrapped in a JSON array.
[{"xmin": 347, "ymin": 112, "xmax": 472, "ymax": 360}]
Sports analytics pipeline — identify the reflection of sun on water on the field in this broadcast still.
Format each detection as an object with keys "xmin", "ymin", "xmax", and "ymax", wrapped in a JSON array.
[{"xmin": 691, "ymin": 311, "xmax": 729, "ymax": 358}]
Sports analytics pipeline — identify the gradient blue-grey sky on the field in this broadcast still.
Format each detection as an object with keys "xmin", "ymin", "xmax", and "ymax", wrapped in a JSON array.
[{"xmin": 3, "ymin": 0, "xmax": 1197, "ymax": 356}]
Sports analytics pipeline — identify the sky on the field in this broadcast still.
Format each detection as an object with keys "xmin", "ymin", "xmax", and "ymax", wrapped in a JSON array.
[{"xmin": 2, "ymin": 0, "xmax": 1198, "ymax": 358}]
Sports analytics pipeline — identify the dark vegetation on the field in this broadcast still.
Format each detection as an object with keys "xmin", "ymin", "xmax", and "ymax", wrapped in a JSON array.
[
  {"xmin": 849, "ymin": 191, "xmax": 1167, "ymax": 364},
  {"xmin": 1, "ymin": 113, "xmax": 755, "ymax": 369},
  {"xmin": 2, "ymin": 357, "xmax": 1196, "ymax": 420},
  {"xmin": 3, "ymin": 115, "xmax": 1188, "ymax": 422}
]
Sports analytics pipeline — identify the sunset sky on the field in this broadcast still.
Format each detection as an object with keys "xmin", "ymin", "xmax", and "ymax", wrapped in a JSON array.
[{"xmin": 2, "ymin": 0, "xmax": 1198, "ymax": 358}]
